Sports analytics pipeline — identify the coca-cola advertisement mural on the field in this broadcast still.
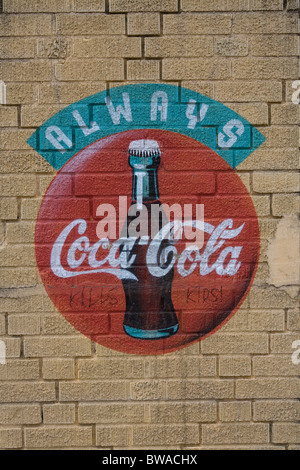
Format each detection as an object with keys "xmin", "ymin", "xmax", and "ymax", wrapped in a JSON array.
[{"xmin": 28, "ymin": 84, "xmax": 265, "ymax": 354}]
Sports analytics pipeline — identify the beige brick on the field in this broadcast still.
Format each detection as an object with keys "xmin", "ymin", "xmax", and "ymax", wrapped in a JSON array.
[
  {"xmin": 6, "ymin": 83, "xmax": 37, "ymax": 105},
  {"xmin": 0, "ymin": 245, "xmax": 36, "ymax": 267},
  {"xmin": 287, "ymin": 0, "xmax": 299, "ymax": 9},
  {"xmin": 8, "ymin": 315, "xmax": 40, "ymax": 336},
  {"xmin": 249, "ymin": 0, "xmax": 284, "ymax": 9},
  {"xmin": 215, "ymin": 81, "xmax": 282, "ymax": 102},
  {"xmin": 56, "ymin": 60, "xmax": 124, "ymax": 81},
  {"xmin": 253, "ymin": 172, "xmax": 299, "ymax": 194},
  {"xmin": 0, "ymin": 382, "xmax": 56, "ymax": 403},
  {"xmin": 238, "ymin": 148, "xmax": 298, "ymax": 170},
  {"xmin": 0, "ymin": 293, "xmax": 50, "ymax": 313},
  {"xmin": 285, "ymin": 79, "xmax": 300, "ymax": 103},
  {"xmin": 0, "ymin": 296, "xmax": 36, "ymax": 313},
  {"xmin": 56, "ymin": 13, "xmax": 125, "ymax": 35},
  {"xmin": 163, "ymin": 58, "xmax": 230, "ymax": 80},
  {"xmin": 271, "ymin": 103, "xmax": 300, "ymax": 125},
  {"xmin": 147, "ymin": 356, "xmax": 216, "ymax": 378},
  {"xmin": 0, "ymin": 106, "xmax": 18, "ymax": 126},
  {"xmin": 21, "ymin": 105, "xmax": 64, "ymax": 128},
  {"xmin": 25, "ymin": 426, "xmax": 93, "ymax": 449},
  {"xmin": 222, "ymin": 309, "xmax": 285, "ymax": 332},
  {"xmin": 0, "ymin": 175, "xmax": 36, "ymax": 196},
  {"xmin": 0, "ymin": 315, "xmax": 5, "ymax": 335},
  {"xmin": 216, "ymin": 37, "xmax": 248, "ymax": 56},
  {"xmin": 6, "ymin": 222, "xmax": 35, "ymax": 244},
  {"xmin": 21, "ymin": 199, "xmax": 43, "ymax": 220},
  {"xmin": 24, "ymin": 337, "xmax": 92, "ymax": 358},
  {"xmin": 38, "ymin": 82, "xmax": 106, "ymax": 104},
  {"xmin": 167, "ymin": 380, "xmax": 234, "ymax": 400},
  {"xmin": 133, "ymin": 424, "xmax": 199, "ymax": 446},
  {"xmin": 79, "ymin": 403, "xmax": 145, "ymax": 424},
  {"xmin": 0, "ymin": 405, "xmax": 41, "ymax": 425},
  {"xmin": 127, "ymin": 60, "xmax": 160, "ymax": 81},
  {"xmin": 174, "ymin": 344, "xmax": 200, "ymax": 355},
  {"xmin": 287, "ymin": 308, "xmax": 300, "ymax": 331},
  {"xmin": 232, "ymin": 12, "xmax": 298, "ymax": 34},
  {"xmin": 0, "ymin": 223, "xmax": 4, "ymax": 244},
  {"xmin": 0, "ymin": 38, "xmax": 35, "ymax": 59},
  {"xmin": 202, "ymin": 424, "xmax": 269, "ymax": 445},
  {"xmin": 0, "ymin": 198, "xmax": 18, "ymax": 220},
  {"xmin": 176, "ymin": 1, "xmax": 282, "ymax": 10},
  {"xmin": 219, "ymin": 402, "xmax": 252, "ymax": 422},
  {"xmin": 258, "ymin": 218, "xmax": 278, "ymax": 239},
  {"xmin": 233, "ymin": 58, "xmax": 298, "ymax": 79},
  {"xmin": 74, "ymin": 0, "xmax": 106, "ymax": 11},
  {"xmin": 272, "ymin": 194, "xmax": 300, "ymax": 216},
  {"xmin": 0, "ymin": 130, "xmax": 35, "ymax": 150},
  {"xmin": 231, "ymin": 103, "xmax": 268, "ymax": 126},
  {"xmin": 109, "ymin": 0, "xmax": 178, "ymax": 12},
  {"xmin": 74, "ymin": 36, "xmax": 141, "ymax": 58},
  {"xmin": 0, "ymin": 268, "xmax": 39, "ymax": 288},
  {"xmin": 128, "ymin": 13, "xmax": 160, "ymax": 35},
  {"xmin": 236, "ymin": 378, "xmax": 300, "ymax": 398},
  {"xmin": 43, "ymin": 404, "xmax": 75, "ymax": 424},
  {"xmin": 253, "ymin": 355, "xmax": 299, "ymax": 377},
  {"xmin": 251, "ymin": 196, "xmax": 271, "ymax": 216},
  {"xmin": 0, "ymin": 337, "xmax": 21, "ymax": 358},
  {"xmin": 42, "ymin": 359, "xmax": 75, "ymax": 380},
  {"xmin": 5, "ymin": 150, "xmax": 40, "ymax": 175},
  {"xmin": 182, "ymin": 0, "xmax": 250, "ymax": 10},
  {"xmin": 37, "ymin": 37, "xmax": 70, "ymax": 60},
  {"xmin": 59, "ymin": 381, "xmax": 127, "ymax": 401},
  {"xmin": 78, "ymin": 358, "xmax": 145, "ymax": 379},
  {"xmin": 219, "ymin": 356, "xmax": 251, "ymax": 377},
  {"xmin": 0, "ymin": 61, "xmax": 52, "ymax": 82},
  {"xmin": 271, "ymin": 333, "xmax": 300, "ymax": 354},
  {"xmin": 201, "ymin": 333, "xmax": 269, "ymax": 355},
  {"xmin": 253, "ymin": 400, "xmax": 300, "ymax": 422},
  {"xmin": 272, "ymin": 423, "xmax": 300, "ymax": 444},
  {"xmin": 41, "ymin": 315, "xmax": 77, "ymax": 335},
  {"xmin": 0, "ymin": 428, "xmax": 22, "ymax": 449},
  {"xmin": 0, "ymin": 14, "xmax": 52, "ymax": 36},
  {"xmin": 4, "ymin": 0, "xmax": 73, "ymax": 12},
  {"xmin": 145, "ymin": 36, "xmax": 213, "ymax": 57},
  {"xmin": 190, "ymin": 445, "xmax": 285, "ymax": 450},
  {"xmin": 164, "ymin": 14, "xmax": 232, "ymax": 34},
  {"xmin": 0, "ymin": 359, "xmax": 40, "ymax": 381},
  {"xmin": 107, "ymin": 79, "xmax": 181, "ymax": 93},
  {"xmin": 250, "ymin": 35, "xmax": 299, "ymax": 57},
  {"xmin": 150, "ymin": 402, "xmax": 217, "ymax": 423},
  {"xmin": 181, "ymin": 81, "xmax": 214, "ymax": 99},
  {"xmin": 131, "ymin": 380, "xmax": 166, "ymax": 400},
  {"xmin": 96, "ymin": 426, "xmax": 129, "ymax": 447}
]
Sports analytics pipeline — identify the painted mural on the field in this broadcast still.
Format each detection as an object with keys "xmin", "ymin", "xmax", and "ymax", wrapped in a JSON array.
[{"xmin": 28, "ymin": 83, "xmax": 265, "ymax": 355}]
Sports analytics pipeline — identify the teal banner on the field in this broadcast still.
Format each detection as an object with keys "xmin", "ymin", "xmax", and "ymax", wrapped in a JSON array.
[{"xmin": 27, "ymin": 83, "xmax": 265, "ymax": 170}]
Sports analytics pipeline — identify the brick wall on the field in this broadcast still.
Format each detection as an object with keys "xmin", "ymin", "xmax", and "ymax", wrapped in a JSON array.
[{"xmin": 0, "ymin": 0, "xmax": 299, "ymax": 450}]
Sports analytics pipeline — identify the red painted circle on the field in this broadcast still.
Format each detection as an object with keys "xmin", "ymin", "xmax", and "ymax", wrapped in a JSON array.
[{"xmin": 35, "ymin": 129, "xmax": 260, "ymax": 354}]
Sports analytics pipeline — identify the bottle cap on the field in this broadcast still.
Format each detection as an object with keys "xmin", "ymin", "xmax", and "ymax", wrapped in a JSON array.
[{"xmin": 128, "ymin": 139, "xmax": 161, "ymax": 157}]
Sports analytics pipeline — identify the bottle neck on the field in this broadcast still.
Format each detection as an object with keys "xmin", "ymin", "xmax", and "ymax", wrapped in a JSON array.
[{"xmin": 132, "ymin": 168, "xmax": 159, "ymax": 207}]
